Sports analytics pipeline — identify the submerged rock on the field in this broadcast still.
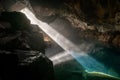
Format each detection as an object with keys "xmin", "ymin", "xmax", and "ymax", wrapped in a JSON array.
[{"xmin": 84, "ymin": 71, "xmax": 120, "ymax": 80}]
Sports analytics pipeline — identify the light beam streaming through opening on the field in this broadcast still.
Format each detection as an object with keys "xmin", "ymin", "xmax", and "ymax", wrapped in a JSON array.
[{"xmin": 20, "ymin": 8, "xmax": 119, "ymax": 77}]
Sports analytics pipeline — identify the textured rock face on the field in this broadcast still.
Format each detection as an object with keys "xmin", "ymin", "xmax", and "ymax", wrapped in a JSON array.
[
  {"xmin": 29, "ymin": 0, "xmax": 120, "ymax": 24},
  {"xmin": 1, "ymin": 0, "xmax": 120, "ymax": 47},
  {"xmin": 0, "ymin": 1, "xmax": 120, "ymax": 79},
  {"xmin": 28, "ymin": 0, "xmax": 120, "ymax": 48},
  {"xmin": 1, "ymin": 0, "xmax": 120, "ymax": 26},
  {"xmin": 0, "ymin": 11, "xmax": 54, "ymax": 80},
  {"xmin": 0, "ymin": 11, "xmax": 47, "ymax": 52}
]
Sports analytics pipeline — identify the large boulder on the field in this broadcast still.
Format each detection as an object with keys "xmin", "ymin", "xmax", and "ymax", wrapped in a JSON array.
[{"xmin": 0, "ymin": 11, "xmax": 54, "ymax": 80}]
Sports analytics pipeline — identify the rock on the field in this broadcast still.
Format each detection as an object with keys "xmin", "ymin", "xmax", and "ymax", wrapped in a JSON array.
[
  {"xmin": 96, "ymin": 24, "xmax": 115, "ymax": 33},
  {"xmin": 84, "ymin": 71, "xmax": 120, "ymax": 80},
  {"xmin": 0, "ymin": 51, "xmax": 55, "ymax": 80},
  {"xmin": 87, "ymin": 25, "xmax": 96, "ymax": 30},
  {"xmin": 0, "ymin": 11, "xmax": 47, "ymax": 53},
  {"xmin": 115, "ymin": 12, "xmax": 120, "ymax": 31},
  {"xmin": 28, "ymin": 0, "xmax": 120, "ymax": 25},
  {"xmin": 28, "ymin": 54, "xmax": 55, "ymax": 80},
  {"xmin": 0, "ymin": 53, "xmax": 19, "ymax": 80},
  {"xmin": 112, "ymin": 35, "xmax": 120, "ymax": 47},
  {"xmin": 16, "ymin": 51, "xmax": 54, "ymax": 80},
  {"xmin": 115, "ymin": 12, "xmax": 120, "ymax": 25},
  {"xmin": 0, "ymin": 11, "xmax": 31, "ymax": 30},
  {"xmin": 115, "ymin": 25, "xmax": 120, "ymax": 31},
  {"xmin": 0, "ymin": 11, "xmax": 54, "ymax": 80},
  {"xmin": 98, "ymin": 33, "xmax": 111, "ymax": 42}
]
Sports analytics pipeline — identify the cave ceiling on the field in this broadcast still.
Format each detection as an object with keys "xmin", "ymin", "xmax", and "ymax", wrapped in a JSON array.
[
  {"xmin": 1, "ymin": 0, "xmax": 120, "ymax": 25},
  {"xmin": 25, "ymin": 0, "xmax": 120, "ymax": 26},
  {"xmin": 0, "ymin": 0, "xmax": 120, "ymax": 47}
]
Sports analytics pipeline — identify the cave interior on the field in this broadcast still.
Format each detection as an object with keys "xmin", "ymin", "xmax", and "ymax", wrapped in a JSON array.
[{"xmin": 0, "ymin": 0, "xmax": 120, "ymax": 80}]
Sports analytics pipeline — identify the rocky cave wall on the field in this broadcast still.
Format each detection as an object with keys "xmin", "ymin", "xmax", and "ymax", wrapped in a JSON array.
[
  {"xmin": 0, "ymin": 0, "xmax": 120, "ymax": 48},
  {"xmin": 0, "ymin": 1, "xmax": 120, "ymax": 79},
  {"xmin": 29, "ymin": 0, "xmax": 120, "ymax": 48}
]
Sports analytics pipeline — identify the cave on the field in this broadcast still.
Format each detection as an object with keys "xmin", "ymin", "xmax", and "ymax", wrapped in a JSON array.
[{"xmin": 0, "ymin": 0, "xmax": 120, "ymax": 80}]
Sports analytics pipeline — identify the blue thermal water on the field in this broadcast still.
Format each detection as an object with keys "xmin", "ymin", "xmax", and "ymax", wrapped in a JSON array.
[{"xmin": 69, "ymin": 51, "xmax": 119, "ymax": 77}]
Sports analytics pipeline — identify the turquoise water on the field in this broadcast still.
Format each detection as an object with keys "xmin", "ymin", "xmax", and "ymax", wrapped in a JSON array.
[{"xmin": 69, "ymin": 51, "xmax": 120, "ymax": 78}]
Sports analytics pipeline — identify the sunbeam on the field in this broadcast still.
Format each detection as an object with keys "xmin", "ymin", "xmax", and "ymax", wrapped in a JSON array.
[
  {"xmin": 20, "ymin": 8, "xmax": 119, "ymax": 77},
  {"xmin": 50, "ymin": 51, "xmax": 73, "ymax": 65}
]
